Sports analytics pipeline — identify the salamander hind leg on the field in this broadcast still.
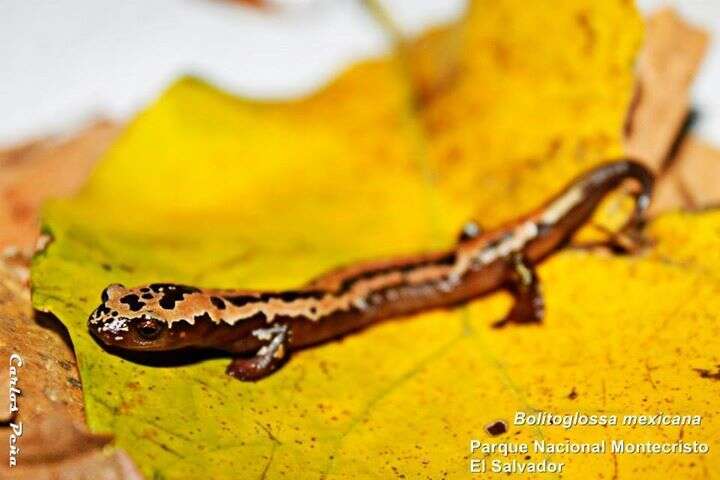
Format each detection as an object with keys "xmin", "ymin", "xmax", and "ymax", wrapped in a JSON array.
[
  {"xmin": 493, "ymin": 253, "xmax": 544, "ymax": 328},
  {"xmin": 226, "ymin": 324, "xmax": 291, "ymax": 381},
  {"xmin": 570, "ymin": 222, "xmax": 652, "ymax": 254}
]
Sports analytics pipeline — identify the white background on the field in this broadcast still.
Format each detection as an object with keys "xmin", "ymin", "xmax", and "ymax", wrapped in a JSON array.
[{"xmin": 0, "ymin": 0, "xmax": 718, "ymax": 146}]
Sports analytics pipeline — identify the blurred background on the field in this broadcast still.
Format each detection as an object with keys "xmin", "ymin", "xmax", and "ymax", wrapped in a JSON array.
[{"xmin": 1, "ymin": 0, "xmax": 718, "ymax": 147}]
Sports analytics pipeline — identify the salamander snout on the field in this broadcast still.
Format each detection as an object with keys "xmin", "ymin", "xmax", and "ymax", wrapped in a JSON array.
[{"xmin": 88, "ymin": 283, "xmax": 171, "ymax": 350}]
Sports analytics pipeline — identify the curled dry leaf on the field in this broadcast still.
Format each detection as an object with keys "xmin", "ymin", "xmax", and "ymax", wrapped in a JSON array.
[
  {"xmin": 624, "ymin": 8, "xmax": 709, "ymax": 171},
  {"xmin": 620, "ymin": 8, "xmax": 720, "ymax": 218}
]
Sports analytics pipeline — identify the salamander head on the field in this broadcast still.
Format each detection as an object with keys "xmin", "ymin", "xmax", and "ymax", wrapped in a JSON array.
[{"xmin": 88, "ymin": 283, "xmax": 199, "ymax": 350}]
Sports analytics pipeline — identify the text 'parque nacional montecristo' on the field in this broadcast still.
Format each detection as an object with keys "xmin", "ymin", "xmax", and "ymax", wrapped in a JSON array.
[{"xmin": 468, "ymin": 411, "xmax": 709, "ymax": 475}]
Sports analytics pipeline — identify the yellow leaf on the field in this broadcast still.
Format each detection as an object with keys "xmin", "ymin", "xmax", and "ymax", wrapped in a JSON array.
[{"xmin": 417, "ymin": 0, "xmax": 643, "ymax": 226}]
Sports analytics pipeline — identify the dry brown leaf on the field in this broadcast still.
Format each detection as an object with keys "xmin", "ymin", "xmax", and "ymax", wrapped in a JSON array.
[
  {"xmin": 0, "ymin": 210, "xmax": 144, "ymax": 478},
  {"xmin": 0, "ymin": 411, "xmax": 142, "ymax": 480},
  {"xmin": 0, "ymin": 263, "xmax": 142, "ymax": 476},
  {"xmin": 0, "ymin": 262, "xmax": 84, "ymax": 423},
  {"xmin": 620, "ymin": 8, "xmax": 720, "ymax": 216},
  {"xmin": 11, "ymin": 410, "xmax": 112, "ymax": 465},
  {"xmin": 7, "ymin": 449, "xmax": 143, "ymax": 480},
  {"xmin": 0, "ymin": 120, "xmax": 119, "ymax": 252},
  {"xmin": 654, "ymin": 135, "xmax": 720, "ymax": 212},
  {"xmin": 624, "ymin": 8, "xmax": 709, "ymax": 170},
  {"xmin": 672, "ymin": 136, "xmax": 720, "ymax": 206}
]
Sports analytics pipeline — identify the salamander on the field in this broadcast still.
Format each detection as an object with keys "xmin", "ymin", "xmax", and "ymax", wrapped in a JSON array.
[{"xmin": 88, "ymin": 160, "xmax": 654, "ymax": 381}]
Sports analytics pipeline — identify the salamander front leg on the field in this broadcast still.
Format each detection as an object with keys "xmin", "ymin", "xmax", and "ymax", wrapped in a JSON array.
[
  {"xmin": 226, "ymin": 324, "xmax": 291, "ymax": 381},
  {"xmin": 493, "ymin": 253, "xmax": 544, "ymax": 328}
]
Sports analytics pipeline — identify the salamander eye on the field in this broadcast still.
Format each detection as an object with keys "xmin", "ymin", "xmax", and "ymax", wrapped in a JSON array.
[{"xmin": 136, "ymin": 318, "xmax": 164, "ymax": 340}]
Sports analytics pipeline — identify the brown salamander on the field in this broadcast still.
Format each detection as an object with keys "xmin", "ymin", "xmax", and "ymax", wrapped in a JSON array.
[{"xmin": 88, "ymin": 160, "xmax": 653, "ymax": 381}]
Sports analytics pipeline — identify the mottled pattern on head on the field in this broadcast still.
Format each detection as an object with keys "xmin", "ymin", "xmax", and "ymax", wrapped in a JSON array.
[{"xmin": 88, "ymin": 283, "xmax": 205, "ymax": 330}]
